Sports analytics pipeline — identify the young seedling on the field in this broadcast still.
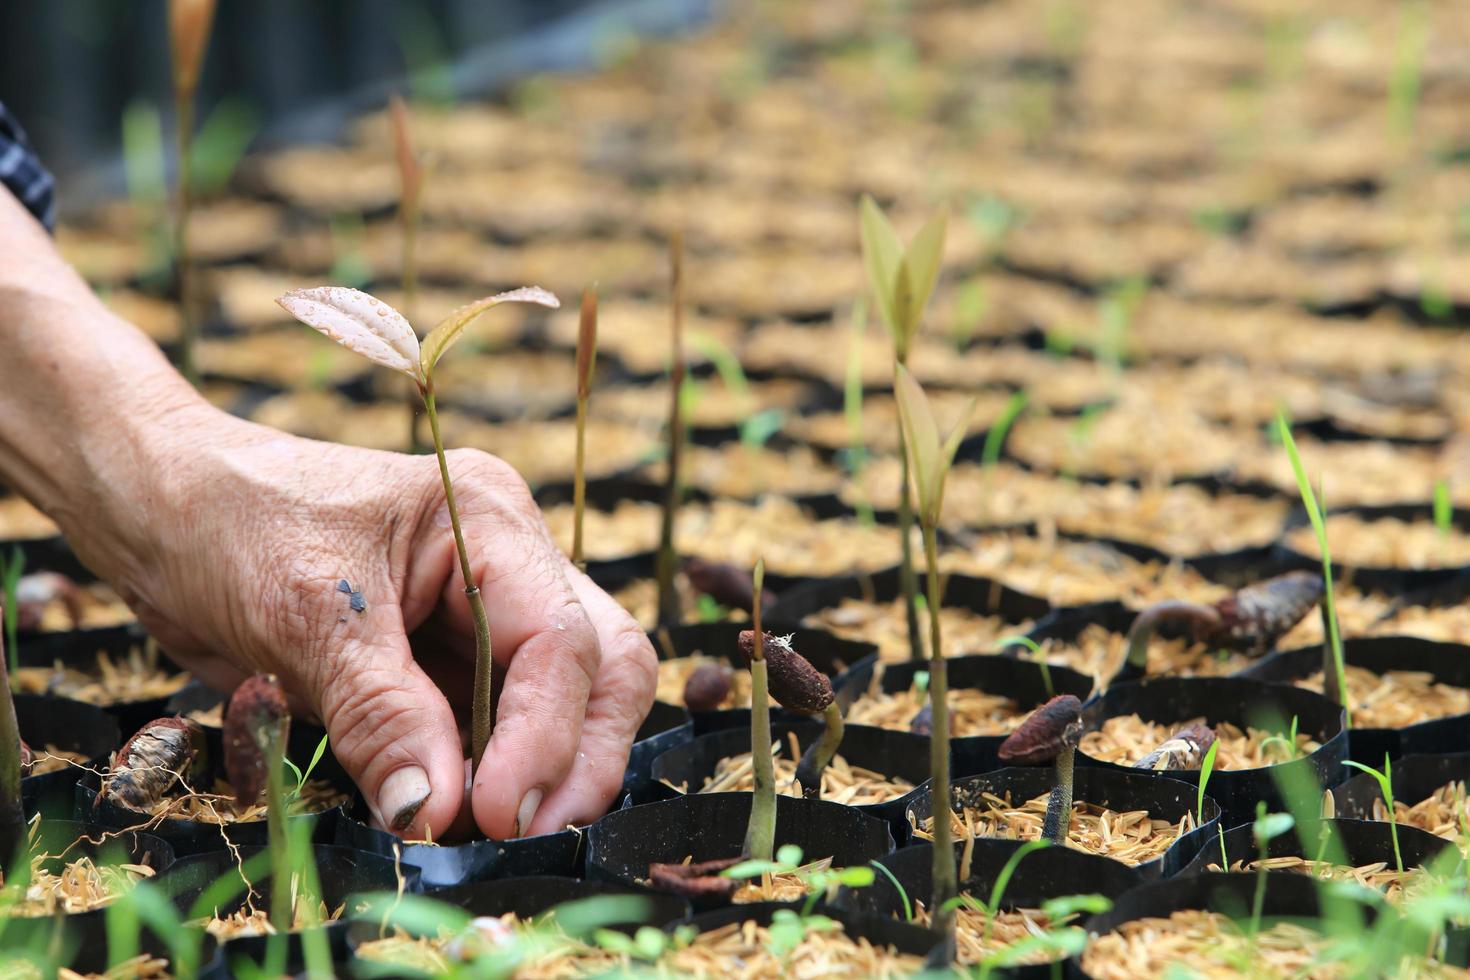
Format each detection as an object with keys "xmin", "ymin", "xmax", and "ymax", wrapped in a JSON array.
[
  {"xmin": 98, "ymin": 717, "xmax": 200, "ymax": 810},
  {"xmin": 1249, "ymin": 805, "xmax": 1295, "ymax": 936},
  {"xmin": 1134, "ymin": 723, "xmax": 1216, "ymax": 771},
  {"xmin": 1119, "ymin": 570, "xmax": 1323, "ymax": 683},
  {"xmin": 945, "ymin": 838, "xmax": 1049, "ymax": 946},
  {"xmin": 1198, "ymin": 739, "xmax": 1228, "ymax": 867},
  {"xmin": 893, "ymin": 363, "xmax": 980, "ymax": 935},
  {"xmin": 655, "ymin": 235, "xmax": 687, "ymax": 628},
  {"xmin": 742, "ymin": 560, "xmax": 774, "ymax": 862},
  {"xmin": 167, "ymin": 0, "xmax": 217, "ymax": 386},
  {"xmin": 721, "ymin": 844, "xmax": 875, "ymax": 916},
  {"xmin": 1259, "ymin": 715, "xmax": 1303, "ymax": 763},
  {"xmin": 571, "ymin": 287, "xmax": 598, "ymax": 570},
  {"xmin": 997, "ymin": 695, "xmax": 1084, "ymax": 845},
  {"xmin": 1343, "ymin": 754, "xmax": 1404, "ymax": 873},
  {"xmin": 999, "ymin": 634, "xmax": 1053, "ymax": 699},
  {"xmin": 389, "ymin": 93, "xmax": 426, "ymax": 453},
  {"xmin": 682, "ymin": 557, "xmax": 777, "ymax": 618},
  {"xmin": 223, "ymin": 674, "xmax": 291, "ymax": 931},
  {"xmin": 1, "ymin": 547, "xmax": 21, "ymax": 674},
  {"xmin": 0, "ymin": 621, "xmax": 23, "ymax": 873},
  {"xmin": 1435, "ymin": 479, "xmax": 1453, "ymax": 541},
  {"xmin": 1277, "ymin": 412, "xmax": 1350, "ymax": 722},
  {"xmin": 861, "ymin": 196, "xmax": 948, "ymax": 662},
  {"xmin": 277, "ymin": 283, "xmax": 559, "ymax": 777},
  {"xmin": 735, "ymin": 631, "xmax": 841, "ymax": 799}
]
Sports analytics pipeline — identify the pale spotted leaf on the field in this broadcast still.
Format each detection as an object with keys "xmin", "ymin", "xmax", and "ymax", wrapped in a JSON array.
[
  {"xmin": 420, "ymin": 286, "xmax": 560, "ymax": 378},
  {"xmin": 276, "ymin": 287, "xmax": 422, "ymax": 380}
]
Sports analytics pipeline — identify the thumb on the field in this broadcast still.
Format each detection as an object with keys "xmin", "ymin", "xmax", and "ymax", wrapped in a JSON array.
[{"xmin": 315, "ymin": 635, "xmax": 465, "ymax": 840}]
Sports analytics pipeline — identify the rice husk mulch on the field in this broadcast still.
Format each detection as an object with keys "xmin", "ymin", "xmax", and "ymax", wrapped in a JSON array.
[
  {"xmin": 8, "ymin": 956, "xmax": 174, "ymax": 980},
  {"xmin": 1033, "ymin": 624, "xmax": 1255, "ymax": 688},
  {"xmin": 123, "ymin": 777, "xmax": 347, "ymax": 826},
  {"xmin": 1287, "ymin": 516, "xmax": 1470, "ymax": 571},
  {"xmin": 910, "ymin": 902, "xmax": 1077, "ymax": 967},
  {"xmin": 679, "ymin": 732, "xmax": 914, "ymax": 806},
  {"xmin": 1081, "ymin": 909, "xmax": 1469, "ymax": 979},
  {"xmin": 1206, "ymin": 856, "xmax": 1431, "ymax": 905},
  {"xmin": 1, "ymin": 852, "xmax": 156, "ymax": 918},
  {"xmin": 12, "ymin": 647, "xmax": 189, "ymax": 707},
  {"xmin": 802, "ymin": 597, "xmax": 1034, "ymax": 664},
  {"xmin": 198, "ymin": 888, "xmax": 344, "ymax": 940},
  {"xmin": 1364, "ymin": 780, "xmax": 1470, "ymax": 853},
  {"xmin": 910, "ymin": 790, "xmax": 1193, "ymax": 867},
  {"xmin": 29, "ymin": 745, "xmax": 90, "ymax": 777},
  {"xmin": 846, "ymin": 680, "xmax": 1027, "ymax": 737},
  {"xmin": 1294, "ymin": 666, "xmax": 1470, "ymax": 730},
  {"xmin": 1081, "ymin": 716, "xmax": 1320, "ymax": 770}
]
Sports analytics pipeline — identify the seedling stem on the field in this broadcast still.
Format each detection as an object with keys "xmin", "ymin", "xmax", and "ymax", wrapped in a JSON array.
[
  {"xmin": 572, "ymin": 287, "xmax": 598, "ymax": 569},
  {"xmin": 743, "ymin": 560, "xmax": 775, "ymax": 862},
  {"xmin": 656, "ymin": 235, "xmax": 686, "ymax": 628}
]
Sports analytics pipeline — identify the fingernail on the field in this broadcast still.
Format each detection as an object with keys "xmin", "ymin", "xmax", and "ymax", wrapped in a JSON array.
[
  {"xmin": 380, "ymin": 766, "xmax": 431, "ymax": 833},
  {"xmin": 516, "ymin": 788, "xmax": 543, "ymax": 838}
]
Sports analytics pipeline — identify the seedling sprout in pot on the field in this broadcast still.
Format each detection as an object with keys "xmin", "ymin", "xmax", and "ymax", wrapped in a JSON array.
[{"xmin": 276, "ymin": 281, "xmax": 560, "ymax": 787}]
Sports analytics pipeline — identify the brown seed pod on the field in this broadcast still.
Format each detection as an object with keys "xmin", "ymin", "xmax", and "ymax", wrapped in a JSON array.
[
  {"xmin": 997, "ymin": 695, "xmax": 1084, "ymax": 766},
  {"xmin": 647, "ymin": 857, "xmax": 741, "ymax": 900},
  {"xmin": 100, "ymin": 718, "xmax": 200, "ymax": 811},
  {"xmin": 1134, "ymin": 723, "xmax": 1217, "ymax": 772},
  {"xmin": 1204, "ymin": 571, "xmax": 1324, "ymax": 655},
  {"xmin": 682, "ymin": 662, "xmax": 733, "ymax": 712},
  {"xmin": 736, "ymin": 631, "xmax": 833, "ymax": 715},
  {"xmin": 684, "ymin": 559, "xmax": 778, "ymax": 616},
  {"xmin": 223, "ymin": 674, "xmax": 290, "ymax": 806}
]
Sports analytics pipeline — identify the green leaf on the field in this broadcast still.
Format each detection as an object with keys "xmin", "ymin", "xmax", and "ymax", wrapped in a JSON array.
[
  {"xmin": 894, "ymin": 364, "xmax": 941, "ymax": 519},
  {"xmin": 740, "ymin": 408, "xmax": 786, "ymax": 449},
  {"xmin": 633, "ymin": 925, "xmax": 668, "ymax": 961},
  {"xmin": 1040, "ymin": 894, "xmax": 1112, "ymax": 920},
  {"xmin": 722, "ymin": 858, "xmax": 786, "ymax": 880},
  {"xmin": 982, "ymin": 391, "xmax": 1027, "ymax": 470},
  {"xmin": 1253, "ymin": 811, "xmax": 1295, "ymax": 845},
  {"xmin": 420, "ymin": 286, "xmax": 560, "ymax": 378},
  {"xmin": 901, "ymin": 208, "xmax": 948, "ymax": 336},
  {"xmin": 1435, "ymin": 479, "xmax": 1453, "ymax": 536},
  {"xmin": 277, "ymin": 287, "xmax": 421, "ymax": 380},
  {"xmin": 1197, "ymin": 738, "xmax": 1220, "ymax": 824},
  {"xmin": 776, "ymin": 843, "xmax": 804, "ymax": 867},
  {"xmin": 835, "ymin": 866, "xmax": 875, "ymax": 888},
  {"xmin": 859, "ymin": 196, "xmax": 903, "ymax": 347}
]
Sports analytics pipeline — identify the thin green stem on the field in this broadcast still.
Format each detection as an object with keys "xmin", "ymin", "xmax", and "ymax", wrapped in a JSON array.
[
  {"xmin": 1041, "ymin": 747, "xmax": 1075, "ymax": 844},
  {"xmin": 0, "ymin": 634, "xmax": 24, "ymax": 875},
  {"xmin": 656, "ymin": 239, "xmax": 685, "ymax": 628},
  {"xmin": 744, "ymin": 643, "xmax": 776, "ymax": 861},
  {"xmin": 265, "ymin": 730, "xmax": 290, "ymax": 932},
  {"xmin": 572, "ymin": 394, "xmax": 588, "ymax": 570},
  {"xmin": 897, "ymin": 424, "xmax": 924, "ymax": 661},
  {"xmin": 424, "ymin": 387, "xmax": 494, "ymax": 773},
  {"xmin": 923, "ymin": 523, "xmax": 955, "ymax": 935},
  {"xmin": 173, "ymin": 85, "xmax": 198, "ymax": 386}
]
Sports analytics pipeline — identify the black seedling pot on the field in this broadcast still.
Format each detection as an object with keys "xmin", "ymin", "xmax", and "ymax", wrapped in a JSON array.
[
  {"xmin": 0, "ymin": 910, "xmax": 216, "ymax": 978},
  {"xmin": 837, "ymin": 839, "xmax": 1140, "ymax": 977},
  {"xmin": 1329, "ymin": 750, "xmax": 1470, "ymax": 826},
  {"xmin": 1238, "ymin": 636, "xmax": 1470, "ymax": 764},
  {"xmin": 622, "ymin": 700, "xmax": 693, "ymax": 805},
  {"xmin": 1182, "ymin": 817, "xmax": 1452, "ymax": 877},
  {"xmin": 16, "ymin": 625, "xmax": 188, "ymax": 736},
  {"xmin": 334, "ymin": 796, "xmax": 587, "ymax": 889},
  {"xmin": 1077, "ymin": 872, "xmax": 1377, "ymax": 979},
  {"xmin": 345, "ymin": 875, "xmax": 690, "ymax": 973},
  {"xmin": 904, "ymin": 766, "xmax": 1219, "ymax": 879},
  {"xmin": 673, "ymin": 901, "xmax": 948, "ymax": 971},
  {"xmin": 585, "ymin": 793, "xmax": 894, "ymax": 909},
  {"xmin": 1079, "ymin": 677, "xmax": 1347, "ymax": 824},
  {"xmin": 16, "ymin": 693, "xmax": 118, "ymax": 818},
  {"xmin": 650, "ymin": 622, "xmax": 878, "ymax": 735},
  {"xmin": 767, "ymin": 565, "xmax": 1052, "ymax": 642},
  {"xmin": 650, "ymin": 722, "xmax": 929, "ymax": 839},
  {"xmin": 202, "ymin": 925, "xmax": 352, "ymax": 980},
  {"xmin": 79, "ymin": 721, "xmax": 354, "ymax": 857},
  {"xmin": 842, "ymin": 653, "xmax": 1095, "ymax": 780},
  {"xmin": 0, "ymin": 820, "xmax": 175, "ymax": 952},
  {"xmin": 158, "ymin": 844, "xmax": 420, "ymax": 923}
]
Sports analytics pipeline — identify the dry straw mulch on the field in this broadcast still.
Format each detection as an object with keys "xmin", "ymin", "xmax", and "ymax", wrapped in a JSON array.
[
  {"xmin": 912, "ymin": 790, "xmax": 1193, "ymax": 867},
  {"xmin": 910, "ymin": 902, "xmax": 1076, "ymax": 967},
  {"xmin": 199, "ymin": 893, "xmax": 344, "ymax": 940},
  {"xmin": 1, "ymin": 854, "xmax": 155, "ymax": 918},
  {"xmin": 1294, "ymin": 666, "xmax": 1470, "ymax": 730},
  {"xmin": 685, "ymin": 733, "xmax": 914, "ymax": 806},
  {"xmin": 1033, "ymin": 623, "xmax": 1255, "ymax": 687},
  {"xmin": 125, "ymin": 777, "xmax": 347, "ymax": 826},
  {"xmin": 1366, "ymin": 780, "xmax": 1470, "ymax": 852},
  {"xmin": 1207, "ymin": 856, "xmax": 1431, "ymax": 905},
  {"xmin": 803, "ymin": 597, "xmax": 1033, "ymax": 664},
  {"xmin": 1081, "ymin": 716, "xmax": 1319, "ymax": 770}
]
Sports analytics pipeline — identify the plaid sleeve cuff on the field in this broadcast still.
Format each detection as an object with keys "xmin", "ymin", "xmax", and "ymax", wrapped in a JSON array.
[{"xmin": 0, "ymin": 102, "xmax": 55, "ymax": 233}]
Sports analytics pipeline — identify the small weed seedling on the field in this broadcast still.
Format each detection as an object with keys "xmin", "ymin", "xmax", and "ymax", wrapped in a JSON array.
[
  {"xmin": 1435, "ymin": 479, "xmax": 1453, "ymax": 542},
  {"xmin": 572, "ymin": 287, "xmax": 598, "ymax": 569},
  {"xmin": 277, "ymin": 282, "xmax": 559, "ymax": 781},
  {"xmin": 861, "ymin": 196, "xmax": 948, "ymax": 662},
  {"xmin": 1277, "ymin": 412, "xmax": 1350, "ymax": 723},
  {"xmin": 1343, "ymin": 754, "xmax": 1404, "ymax": 873},
  {"xmin": 166, "ymin": 0, "xmax": 217, "ymax": 385},
  {"xmin": 975, "ymin": 893, "xmax": 1111, "ymax": 979},
  {"xmin": 894, "ymin": 365, "xmax": 981, "ymax": 934},
  {"xmin": 999, "ymin": 634, "xmax": 1053, "ymax": 698},
  {"xmin": 1197, "ymin": 739, "xmax": 1226, "ymax": 866},
  {"xmin": 945, "ymin": 839, "xmax": 1049, "ymax": 947},
  {"xmin": 655, "ymin": 235, "xmax": 686, "ymax": 628},
  {"xmin": 722, "ymin": 844, "xmax": 876, "ymax": 915},
  {"xmin": 1250, "ymin": 805, "xmax": 1295, "ymax": 936},
  {"xmin": 1259, "ymin": 715, "xmax": 1303, "ymax": 763}
]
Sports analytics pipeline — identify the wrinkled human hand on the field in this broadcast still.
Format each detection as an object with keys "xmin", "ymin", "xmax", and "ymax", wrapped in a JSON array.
[{"xmin": 82, "ymin": 409, "xmax": 656, "ymax": 842}]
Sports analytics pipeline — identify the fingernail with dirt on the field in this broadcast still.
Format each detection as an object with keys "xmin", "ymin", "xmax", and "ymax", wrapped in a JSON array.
[
  {"xmin": 380, "ymin": 766, "xmax": 431, "ymax": 832},
  {"xmin": 516, "ymin": 788, "xmax": 543, "ymax": 838}
]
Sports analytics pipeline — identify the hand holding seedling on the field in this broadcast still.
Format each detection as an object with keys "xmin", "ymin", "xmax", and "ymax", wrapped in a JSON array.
[{"xmin": 0, "ymin": 188, "xmax": 657, "ymax": 844}]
